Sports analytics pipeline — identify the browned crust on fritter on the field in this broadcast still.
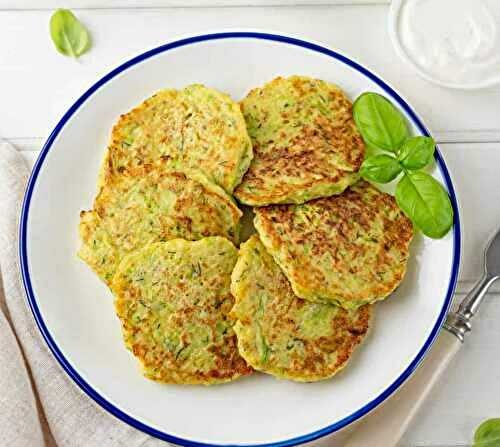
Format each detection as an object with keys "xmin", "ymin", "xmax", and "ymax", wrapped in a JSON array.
[
  {"xmin": 234, "ymin": 76, "xmax": 365, "ymax": 205},
  {"xmin": 274, "ymin": 302, "xmax": 372, "ymax": 381},
  {"xmin": 254, "ymin": 181, "xmax": 413, "ymax": 307},
  {"xmin": 231, "ymin": 236, "xmax": 372, "ymax": 381},
  {"xmin": 112, "ymin": 239, "xmax": 252, "ymax": 385},
  {"xmin": 233, "ymin": 153, "xmax": 359, "ymax": 205},
  {"xmin": 100, "ymin": 90, "xmax": 180, "ymax": 184},
  {"xmin": 99, "ymin": 86, "xmax": 252, "ymax": 194},
  {"xmin": 94, "ymin": 170, "xmax": 241, "ymax": 242},
  {"xmin": 78, "ymin": 165, "xmax": 242, "ymax": 285},
  {"xmin": 125, "ymin": 315, "xmax": 253, "ymax": 385}
]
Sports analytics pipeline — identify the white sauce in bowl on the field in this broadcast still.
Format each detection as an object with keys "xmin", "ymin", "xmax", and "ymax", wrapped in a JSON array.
[{"xmin": 395, "ymin": 0, "xmax": 500, "ymax": 88}]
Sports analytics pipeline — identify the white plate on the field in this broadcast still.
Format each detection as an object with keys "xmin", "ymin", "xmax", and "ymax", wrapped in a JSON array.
[{"xmin": 20, "ymin": 32, "xmax": 461, "ymax": 447}]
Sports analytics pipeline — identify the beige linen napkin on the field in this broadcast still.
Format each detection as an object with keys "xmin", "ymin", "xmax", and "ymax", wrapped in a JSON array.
[{"xmin": 0, "ymin": 140, "xmax": 167, "ymax": 447}]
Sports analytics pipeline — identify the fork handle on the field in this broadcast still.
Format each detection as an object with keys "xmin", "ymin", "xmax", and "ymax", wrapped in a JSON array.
[{"xmin": 344, "ymin": 330, "xmax": 461, "ymax": 447}]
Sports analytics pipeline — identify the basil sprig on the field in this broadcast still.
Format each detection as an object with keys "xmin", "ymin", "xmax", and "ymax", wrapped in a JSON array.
[
  {"xmin": 50, "ymin": 9, "xmax": 91, "ymax": 58},
  {"xmin": 474, "ymin": 418, "xmax": 500, "ymax": 446},
  {"xmin": 353, "ymin": 92, "xmax": 453, "ymax": 239}
]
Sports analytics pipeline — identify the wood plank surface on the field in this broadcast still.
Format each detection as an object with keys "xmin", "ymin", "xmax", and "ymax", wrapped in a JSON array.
[
  {"xmin": 1, "ymin": 6, "xmax": 500, "ymax": 140},
  {"xmin": 0, "ymin": 0, "xmax": 390, "ymax": 10},
  {"xmin": 3, "ymin": 4, "xmax": 500, "ymax": 446}
]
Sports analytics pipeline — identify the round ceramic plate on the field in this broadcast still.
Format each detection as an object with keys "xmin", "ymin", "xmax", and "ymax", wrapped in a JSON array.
[{"xmin": 20, "ymin": 32, "xmax": 460, "ymax": 447}]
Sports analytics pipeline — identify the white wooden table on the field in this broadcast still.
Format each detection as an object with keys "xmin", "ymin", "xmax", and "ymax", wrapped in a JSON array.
[{"xmin": 1, "ymin": 1, "xmax": 499, "ymax": 446}]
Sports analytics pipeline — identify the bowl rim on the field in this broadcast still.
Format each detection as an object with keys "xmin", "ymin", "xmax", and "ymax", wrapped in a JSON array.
[{"xmin": 19, "ymin": 31, "xmax": 461, "ymax": 447}]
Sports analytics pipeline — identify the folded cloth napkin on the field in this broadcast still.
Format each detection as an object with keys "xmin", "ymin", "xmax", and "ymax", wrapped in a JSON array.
[{"xmin": 0, "ymin": 140, "xmax": 168, "ymax": 447}]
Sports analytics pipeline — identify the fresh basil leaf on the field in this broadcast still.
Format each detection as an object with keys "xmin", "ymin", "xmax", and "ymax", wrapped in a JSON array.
[
  {"xmin": 50, "ymin": 9, "xmax": 91, "ymax": 58},
  {"xmin": 360, "ymin": 154, "xmax": 402, "ymax": 183},
  {"xmin": 396, "ymin": 171, "xmax": 453, "ymax": 239},
  {"xmin": 353, "ymin": 92, "xmax": 408, "ymax": 153},
  {"xmin": 398, "ymin": 136, "xmax": 435, "ymax": 170},
  {"xmin": 474, "ymin": 419, "xmax": 500, "ymax": 447}
]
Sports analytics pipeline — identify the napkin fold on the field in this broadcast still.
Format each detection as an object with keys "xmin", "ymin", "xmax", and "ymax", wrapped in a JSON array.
[{"xmin": 0, "ymin": 140, "xmax": 166, "ymax": 447}]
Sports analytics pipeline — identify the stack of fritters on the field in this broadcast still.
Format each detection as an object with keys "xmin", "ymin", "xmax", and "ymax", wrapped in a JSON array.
[
  {"xmin": 231, "ymin": 76, "xmax": 413, "ymax": 382},
  {"xmin": 231, "ymin": 235, "xmax": 372, "ymax": 382},
  {"xmin": 78, "ymin": 76, "xmax": 413, "ymax": 385}
]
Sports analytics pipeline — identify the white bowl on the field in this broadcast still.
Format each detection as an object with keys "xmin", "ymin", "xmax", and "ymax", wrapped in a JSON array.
[
  {"xmin": 389, "ymin": 0, "xmax": 500, "ymax": 90},
  {"xmin": 20, "ymin": 31, "xmax": 461, "ymax": 447}
]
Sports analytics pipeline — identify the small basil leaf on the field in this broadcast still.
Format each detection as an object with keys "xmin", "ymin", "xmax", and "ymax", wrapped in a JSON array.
[
  {"xmin": 360, "ymin": 154, "xmax": 402, "ymax": 183},
  {"xmin": 474, "ymin": 419, "xmax": 500, "ymax": 447},
  {"xmin": 395, "ymin": 171, "xmax": 453, "ymax": 239},
  {"xmin": 398, "ymin": 136, "xmax": 435, "ymax": 170},
  {"xmin": 50, "ymin": 9, "xmax": 91, "ymax": 58},
  {"xmin": 353, "ymin": 92, "xmax": 408, "ymax": 153}
]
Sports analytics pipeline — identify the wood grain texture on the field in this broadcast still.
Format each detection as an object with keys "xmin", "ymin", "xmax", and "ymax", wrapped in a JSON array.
[
  {"xmin": 401, "ymin": 295, "xmax": 500, "ymax": 447},
  {"xmin": 3, "ymin": 4, "xmax": 500, "ymax": 446},
  {"xmin": 1, "ymin": 6, "xmax": 500, "ymax": 140},
  {"xmin": 0, "ymin": 0, "xmax": 389, "ymax": 10}
]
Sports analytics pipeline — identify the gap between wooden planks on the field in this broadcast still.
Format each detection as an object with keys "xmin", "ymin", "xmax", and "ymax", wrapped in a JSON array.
[{"xmin": 0, "ymin": 0, "xmax": 390, "ymax": 11}]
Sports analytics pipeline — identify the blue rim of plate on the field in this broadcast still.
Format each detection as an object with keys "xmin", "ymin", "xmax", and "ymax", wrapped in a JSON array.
[{"xmin": 19, "ymin": 31, "xmax": 461, "ymax": 447}]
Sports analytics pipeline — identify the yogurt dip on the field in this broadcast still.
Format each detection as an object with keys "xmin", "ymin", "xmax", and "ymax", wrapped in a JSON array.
[{"xmin": 393, "ymin": 0, "xmax": 500, "ymax": 88}]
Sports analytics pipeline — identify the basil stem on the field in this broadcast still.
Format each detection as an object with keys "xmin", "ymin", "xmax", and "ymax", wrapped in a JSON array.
[{"xmin": 398, "ymin": 136, "xmax": 435, "ymax": 170}]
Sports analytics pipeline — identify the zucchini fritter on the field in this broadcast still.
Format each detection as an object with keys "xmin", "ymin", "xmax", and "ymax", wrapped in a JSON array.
[
  {"xmin": 254, "ymin": 181, "xmax": 413, "ymax": 309},
  {"xmin": 78, "ymin": 169, "xmax": 241, "ymax": 284},
  {"xmin": 101, "ymin": 84, "xmax": 253, "ymax": 194},
  {"xmin": 112, "ymin": 237, "xmax": 252, "ymax": 385},
  {"xmin": 235, "ymin": 76, "xmax": 363, "ymax": 205},
  {"xmin": 231, "ymin": 236, "xmax": 371, "ymax": 382}
]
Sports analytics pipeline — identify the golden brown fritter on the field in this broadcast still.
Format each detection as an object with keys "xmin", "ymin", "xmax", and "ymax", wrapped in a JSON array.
[
  {"xmin": 254, "ymin": 181, "xmax": 413, "ymax": 309},
  {"xmin": 112, "ymin": 237, "xmax": 253, "ymax": 385},
  {"xmin": 231, "ymin": 236, "xmax": 371, "ymax": 382},
  {"xmin": 78, "ymin": 168, "xmax": 241, "ymax": 284},
  {"xmin": 234, "ymin": 76, "xmax": 364, "ymax": 205},
  {"xmin": 100, "ymin": 84, "xmax": 253, "ymax": 194}
]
